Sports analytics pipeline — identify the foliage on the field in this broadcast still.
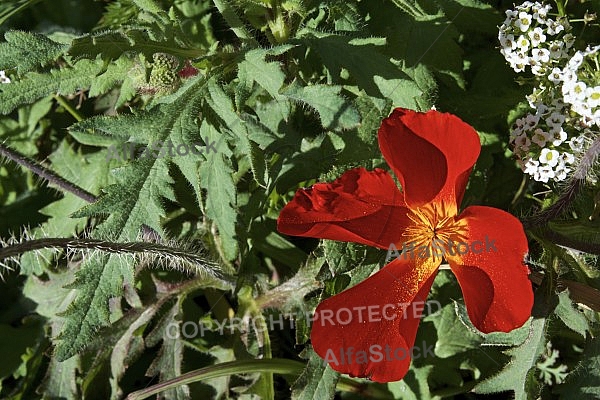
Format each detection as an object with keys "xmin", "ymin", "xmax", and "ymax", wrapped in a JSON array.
[{"xmin": 0, "ymin": 0, "xmax": 599, "ymax": 399}]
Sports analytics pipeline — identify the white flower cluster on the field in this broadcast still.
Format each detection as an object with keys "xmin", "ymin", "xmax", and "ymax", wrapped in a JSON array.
[
  {"xmin": 500, "ymin": 2, "xmax": 599, "ymax": 183},
  {"xmin": 499, "ymin": 1, "xmax": 574, "ymax": 76},
  {"xmin": 560, "ymin": 45, "xmax": 600, "ymax": 127},
  {"xmin": 510, "ymin": 99, "xmax": 581, "ymax": 182},
  {"xmin": 0, "ymin": 70, "xmax": 10, "ymax": 84}
]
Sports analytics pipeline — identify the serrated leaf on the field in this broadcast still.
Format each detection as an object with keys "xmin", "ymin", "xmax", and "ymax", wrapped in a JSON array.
[
  {"xmin": 291, "ymin": 349, "xmax": 338, "ymax": 400},
  {"xmin": 429, "ymin": 303, "xmax": 483, "ymax": 358},
  {"xmin": 474, "ymin": 317, "xmax": 546, "ymax": 399},
  {"xmin": 133, "ymin": 0, "xmax": 165, "ymax": 14},
  {"xmin": 0, "ymin": 59, "xmax": 105, "ymax": 115},
  {"xmin": 55, "ymin": 252, "xmax": 136, "ymax": 361},
  {"xmin": 69, "ymin": 29, "xmax": 203, "ymax": 62},
  {"xmin": 555, "ymin": 290, "xmax": 590, "ymax": 338},
  {"xmin": 0, "ymin": 30, "xmax": 67, "ymax": 74},
  {"xmin": 55, "ymin": 78, "xmax": 214, "ymax": 360},
  {"xmin": 206, "ymin": 79, "xmax": 271, "ymax": 190},
  {"xmin": 199, "ymin": 142, "xmax": 238, "ymax": 261},
  {"xmin": 89, "ymin": 56, "xmax": 138, "ymax": 98},
  {"xmin": 297, "ymin": 31, "xmax": 428, "ymax": 108},
  {"xmin": 281, "ymin": 82, "xmax": 360, "ymax": 131},
  {"xmin": 238, "ymin": 47, "xmax": 291, "ymax": 98}
]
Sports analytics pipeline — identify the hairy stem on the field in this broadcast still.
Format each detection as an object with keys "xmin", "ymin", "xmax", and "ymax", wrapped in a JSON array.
[
  {"xmin": 0, "ymin": 237, "xmax": 229, "ymax": 281},
  {"xmin": 0, "ymin": 142, "xmax": 97, "ymax": 203}
]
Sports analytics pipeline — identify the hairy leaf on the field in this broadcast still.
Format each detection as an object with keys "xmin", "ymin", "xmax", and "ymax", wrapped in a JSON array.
[
  {"xmin": 0, "ymin": 30, "xmax": 67, "ymax": 74},
  {"xmin": 0, "ymin": 59, "xmax": 104, "ymax": 115}
]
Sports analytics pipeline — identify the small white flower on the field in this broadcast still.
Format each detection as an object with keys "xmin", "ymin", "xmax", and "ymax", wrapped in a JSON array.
[
  {"xmin": 546, "ymin": 112, "xmax": 565, "ymax": 127},
  {"xmin": 548, "ymin": 41, "xmax": 564, "ymax": 59},
  {"xmin": 0, "ymin": 70, "xmax": 10, "ymax": 84},
  {"xmin": 534, "ymin": 165, "xmax": 555, "ymax": 182},
  {"xmin": 517, "ymin": 35, "xmax": 531, "ymax": 51},
  {"xmin": 592, "ymin": 109, "xmax": 600, "ymax": 127},
  {"xmin": 561, "ymin": 152, "xmax": 575, "ymax": 164},
  {"xmin": 554, "ymin": 165, "xmax": 569, "ymax": 181},
  {"xmin": 561, "ymin": 70, "xmax": 577, "ymax": 85},
  {"xmin": 568, "ymin": 52, "xmax": 584, "ymax": 69},
  {"xmin": 532, "ymin": 65, "xmax": 545, "ymax": 76},
  {"xmin": 523, "ymin": 158, "xmax": 539, "ymax": 174},
  {"xmin": 546, "ymin": 19, "xmax": 566, "ymax": 35},
  {"xmin": 514, "ymin": 51, "xmax": 530, "ymax": 64},
  {"xmin": 505, "ymin": 9, "xmax": 518, "ymax": 20},
  {"xmin": 568, "ymin": 136, "xmax": 585, "ymax": 152},
  {"xmin": 563, "ymin": 33, "xmax": 575, "ymax": 48},
  {"xmin": 525, "ymin": 113, "xmax": 540, "ymax": 128},
  {"xmin": 500, "ymin": 33, "xmax": 517, "ymax": 50},
  {"xmin": 532, "ymin": 48, "xmax": 550, "ymax": 63},
  {"xmin": 536, "ymin": 103, "xmax": 550, "ymax": 115},
  {"xmin": 539, "ymin": 148, "xmax": 560, "ymax": 167},
  {"xmin": 528, "ymin": 27, "xmax": 546, "ymax": 47},
  {"xmin": 513, "ymin": 62, "xmax": 527, "ymax": 73},
  {"xmin": 550, "ymin": 127, "xmax": 567, "ymax": 146},
  {"xmin": 572, "ymin": 81, "xmax": 588, "ymax": 101},
  {"xmin": 586, "ymin": 86, "xmax": 600, "ymax": 108},
  {"xmin": 516, "ymin": 11, "xmax": 533, "ymax": 32},
  {"xmin": 548, "ymin": 67, "xmax": 563, "ymax": 83}
]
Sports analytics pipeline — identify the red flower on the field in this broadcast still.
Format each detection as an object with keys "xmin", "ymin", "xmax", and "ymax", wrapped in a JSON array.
[{"xmin": 277, "ymin": 108, "xmax": 534, "ymax": 382}]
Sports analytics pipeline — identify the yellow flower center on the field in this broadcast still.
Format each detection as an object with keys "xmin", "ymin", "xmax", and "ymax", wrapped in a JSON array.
[{"xmin": 402, "ymin": 202, "xmax": 467, "ymax": 262}]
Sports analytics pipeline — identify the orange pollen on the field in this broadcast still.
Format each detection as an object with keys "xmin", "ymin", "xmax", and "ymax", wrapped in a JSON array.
[{"xmin": 402, "ymin": 202, "xmax": 467, "ymax": 258}]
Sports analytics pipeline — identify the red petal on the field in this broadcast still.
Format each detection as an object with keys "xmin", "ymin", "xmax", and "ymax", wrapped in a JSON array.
[
  {"xmin": 277, "ymin": 167, "xmax": 411, "ymax": 249},
  {"xmin": 378, "ymin": 108, "xmax": 480, "ymax": 211},
  {"xmin": 310, "ymin": 258, "xmax": 438, "ymax": 382},
  {"xmin": 448, "ymin": 206, "xmax": 533, "ymax": 333}
]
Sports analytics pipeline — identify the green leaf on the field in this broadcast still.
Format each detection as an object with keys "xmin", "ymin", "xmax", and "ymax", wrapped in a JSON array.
[
  {"xmin": 387, "ymin": 366, "xmax": 435, "ymax": 400},
  {"xmin": 556, "ymin": 336, "xmax": 600, "ymax": 398},
  {"xmin": 145, "ymin": 302, "xmax": 190, "ymax": 400},
  {"xmin": 23, "ymin": 268, "xmax": 80, "ymax": 398},
  {"xmin": 205, "ymin": 79, "xmax": 261, "ymax": 189},
  {"xmin": 88, "ymin": 56, "xmax": 137, "ymax": 99},
  {"xmin": 18, "ymin": 142, "xmax": 112, "ymax": 274},
  {"xmin": 132, "ymin": 0, "xmax": 164, "ymax": 14},
  {"xmin": 296, "ymin": 31, "xmax": 429, "ymax": 108},
  {"xmin": 554, "ymin": 290, "xmax": 591, "ymax": 338},
  {"xmin": 0, "ymin": 319, "xmax": 44, "ymax": 381},
  {"xmin": 0, "ymin": 59, "xmax": 104, "ymax": 115},
  {"xmin": 474, "ymin": 317, "xmax": 546, "ymax": 399},
  {"xmin": 429, "ymin": 303, "xmax": 483, "ymax": 358},
  {"xmin": 68, "ymin": 30, "xmax": 203, "ymax": 62},
  {"xmin": 0, "ymin": 30, "xmax": 67, "ymax": 74},
  {"xmin": 281, "ymin": 82, "xmax": 360, "ymax": 131},
  {"xmin": 291, "ymin": 349, "xmax": 338, "ymax": 400},
  {"xmin": 199, "ymin": 134, "xmax": 238, "ymax": 261},
  {"xmin": 237, "ymin": 46, "xmax": 292, "ymax": 98},
  {"xmin": 549, "ymin": 220, "xmax": 600, "ymax": 247},
  {"xmin": 55, "ymin": 78, "xmax": 214, "ymax": 360}
]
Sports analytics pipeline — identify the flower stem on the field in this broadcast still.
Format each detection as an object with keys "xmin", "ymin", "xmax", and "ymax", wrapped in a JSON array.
[
  {"xmin": 53, "ymin": 94, "xmax": 84, "ymax": 122},
  {"xmin": 0, "ymin": 237, "xmax": 230, "ymax": 281},
  {"xmin": 0, "ymin": 142, "xmax": 96, "ymax": 203}
]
